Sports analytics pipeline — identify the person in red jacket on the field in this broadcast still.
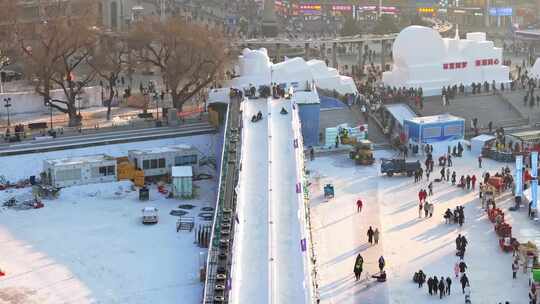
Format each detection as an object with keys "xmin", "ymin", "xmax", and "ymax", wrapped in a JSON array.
[
  {"xmin": 356, "ymin": 199, "xmax": 363, "ymax": 213},
  {"xmin": 471, "ymin": 175, "xmax": 477, "ymax": 190}
]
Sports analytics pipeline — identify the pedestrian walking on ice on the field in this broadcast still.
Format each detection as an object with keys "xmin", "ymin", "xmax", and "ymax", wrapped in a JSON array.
[
  {"xmin": 356, "ymin": 199, "xmax": 363, "ymax": 213},
  {"xmin": 446, "ymin": 277, "xmax": 452, "ymax": 295},
  {"xmin": 354, "ymin": 253, "xmax": 364, "ymax": 281},
  {"xmin": 374, "ymin": 228, "xmax": 380, "ymax": 244},
  {"xmin": 428, "ymin": 277, "xmax": 434, "ymax": 295},
  {"xmin": 471, "ymin": 175, "xmax": 477, "ymax": 190},
  {"xmin": 438, "ymin": 279, "xmax": 445, "ymax": 299},
  {"xmin": 428, "ymin": 182, "xmax": 433, "ymax": 196},
  {"xmin": 460, "ymin": 273, "xmax": 470, "ymax": 294},
  {"xmin": 424, "ymin": 202, "xmax": 430, "ymax": 218},
  {"xmin": 367, "ymin": 226, "xmax": 374, "ymax": 244},
  {"xmin": 419, "ymin": 203, "xmax": 423, "ymax": 218},
  {"xmin": 433, "ymin": 276, "xmax": 439, "ymax": 295},
  {"xmin": 512, "ymin": 258, "xmax": 519, "ymax": 279},
  {"xmin": 378, "ymin": 256, "xmax": 385, "ymax": 272},
  {"xmin": 454, "ymin": 262, "xmax": 460, "ymax": 278},
  {"xmin": 478, "ymin": 155, "xmax": 482, "ymax": 168}
]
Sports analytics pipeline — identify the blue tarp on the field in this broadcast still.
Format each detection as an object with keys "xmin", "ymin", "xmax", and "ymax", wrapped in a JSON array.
[{"xmin": 319, "ymin": 96, "xmax": 346, "ymax": 109}]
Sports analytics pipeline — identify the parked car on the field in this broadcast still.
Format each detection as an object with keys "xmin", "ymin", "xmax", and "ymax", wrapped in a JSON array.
[{"xmin": 142, "ymin": 207, "xmax": 158, "ymax": 224}]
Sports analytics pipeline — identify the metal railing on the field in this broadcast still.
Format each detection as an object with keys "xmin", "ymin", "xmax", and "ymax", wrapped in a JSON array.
[{"xmin": 203, "ymin": 95, "xmax": 241, "ymax": 304}]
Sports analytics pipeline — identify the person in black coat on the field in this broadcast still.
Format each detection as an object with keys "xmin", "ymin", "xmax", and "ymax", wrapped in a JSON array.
[
  {"xmin": 460, "ymin": 273, "xmax": 470, "ymax": 293},
  {"xmin": 367, "ymin": 226, "xmax": 374, "ymax": 244},
  {"xmin": 456, "ymin": 234, "xmax": 462, "ymax": 251},
  {"xmin": 438, "ymin": 279, "xmax": 445, "ymax": 299},
  {"xmin": 459, "ymin": 261, "xmax": 467, "ymax": 273},
  {"xmin": 433, "ymin": 276, "xmax": 439, "ymax": 295},
  {"xmin": 427, "ymin": 277, "xmax": 434, "ymax": 295},
  {"xmin": 418, "ymin": 270, "xmax": 426, "ymax": 288},
  {"xmin": 446, "ymin": 277, "xmax": 452, "ymax": 295}
]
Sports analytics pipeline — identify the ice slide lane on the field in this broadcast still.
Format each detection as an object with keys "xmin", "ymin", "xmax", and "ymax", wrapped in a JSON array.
[
  {"xmin": 230, "ymin": 99, "xmax": 270, "ymax": 303},
  {"xmin": 269, "ymin": 99, "xmax": 309, "ymax": 304}
]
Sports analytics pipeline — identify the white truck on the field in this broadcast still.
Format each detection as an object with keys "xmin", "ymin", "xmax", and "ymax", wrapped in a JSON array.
[{"xmin": 142, "ymin": 207, "xmax": 159, "ymax": 224}]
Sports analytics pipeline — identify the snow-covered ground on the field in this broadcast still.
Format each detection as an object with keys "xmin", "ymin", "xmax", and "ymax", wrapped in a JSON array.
[
  {"xmin": 0, "ymin": 134, "xmax": 217, "ymax": 182},
  {"xmin": 0, "ymin": 179, "xmax": 217, "ymax": 304},
  {"xmin": 309, "ymin": 143, "xmax": 535, "ymax": 304}
]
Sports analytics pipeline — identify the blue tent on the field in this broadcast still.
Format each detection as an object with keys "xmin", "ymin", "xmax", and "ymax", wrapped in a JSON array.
[{"xmin": 404, "ymin": 114, "xmax": 465, "ymax": 144}]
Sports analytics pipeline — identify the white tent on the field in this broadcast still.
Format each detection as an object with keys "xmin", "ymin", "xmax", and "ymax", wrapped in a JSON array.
[{"xmin": 470, "ymin": 134, "xmax": 496, "ymax": 155}]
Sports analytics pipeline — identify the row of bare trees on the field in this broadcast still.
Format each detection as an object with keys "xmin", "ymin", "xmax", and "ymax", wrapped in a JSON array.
[{"xmin": 0, "ymin": 0, "xmax": 228, "ymax": 126}]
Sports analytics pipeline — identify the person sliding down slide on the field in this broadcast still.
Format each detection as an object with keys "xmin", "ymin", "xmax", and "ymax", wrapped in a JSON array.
[
  {"xmin": 372, "ymin": 270, "xmax": 387, "ymax": 282},
  {"xmin": 251, "ymin": 111, "xmax": 263, "ymax": 122}
]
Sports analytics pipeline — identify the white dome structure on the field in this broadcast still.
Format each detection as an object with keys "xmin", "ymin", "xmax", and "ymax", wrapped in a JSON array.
[
  {"xmin": 392, "ymin": 26, "xmax": 446, "ymax": 67},
  {"xmin": 383, "ymin": 26, "xmax": 510, "ymax": 96}
]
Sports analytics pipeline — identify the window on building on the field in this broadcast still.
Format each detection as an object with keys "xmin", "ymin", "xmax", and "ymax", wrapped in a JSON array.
[
  {"xmin": 99, "ymin": 166, "xmax": 107, "ymax": 176},
  {"xmin": 151, "ymin": 159, "xmax": 158, "ymax": 169},
  {"xmin": 174, "ymin": 155, "xmax": 198, "ymax": 166},
  {"xmin": 143, "ymin": 160, "xmax": 150, "ymax": 169},
  {"xmin": 55, "ymin": 168, "xmax": 82, "ymax": 181},
  {"xmin": 158, "ymin": 158, "xmax": 166, "ymax": 168},
  {"xmin": 106, "ymin": 166, "xmax": 115, "ymax": 176}
]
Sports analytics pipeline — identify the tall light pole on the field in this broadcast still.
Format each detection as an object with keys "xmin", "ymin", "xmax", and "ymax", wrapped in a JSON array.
[{"xmin": 4, "ymin": 97, "xmax": 11, "ymax": 136}]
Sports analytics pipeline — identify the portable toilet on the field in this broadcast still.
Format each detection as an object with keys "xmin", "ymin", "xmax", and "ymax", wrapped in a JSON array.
[{"xmin": 171, "ymin": 166, "xmax": 193, "ymax": 198}]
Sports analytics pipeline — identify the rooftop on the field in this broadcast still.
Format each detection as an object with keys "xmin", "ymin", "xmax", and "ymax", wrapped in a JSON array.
[
  {"xmin": 129, "ymin": 144, "xmax": 195, "ymax": 155},
  {"xmin": 44, "ymin": 154, "xmax": 115, "ymax": 166},
  {"xmin": 172, "ymin": 166, "xmax": 193, "ymax": 177},
  {"xmin": 407, "ymin": 113, "xmax": 464, "ymax": 124}
]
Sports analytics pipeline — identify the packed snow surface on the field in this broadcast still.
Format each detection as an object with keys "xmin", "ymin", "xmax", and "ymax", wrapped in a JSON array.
[
  {"xmin": 0, "ymin": 179, "xmax": 217, "ymax": 304},
  {"xmin": 308, "ymin": 143, "xmax": 534, "ymax": 304}
]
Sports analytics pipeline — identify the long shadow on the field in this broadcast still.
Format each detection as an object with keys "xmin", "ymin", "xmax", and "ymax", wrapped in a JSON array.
[
  {"xmin": 314, "ymin": 212, "xmax": 355, "ymax": 232},
  {"xmin": 409, "ymin": 241, "xmax": 452, "ymax": 263},
  {"xmin": 320, "ymin": 243, "xmax": 372, "ymax": 268},
  {"xmin": 387, "ymin": 200, "xmax": 419, "ymax": 215},
  {"xmin": 386, "ymin": 217, "xmax": 421, "ymax": 233}
]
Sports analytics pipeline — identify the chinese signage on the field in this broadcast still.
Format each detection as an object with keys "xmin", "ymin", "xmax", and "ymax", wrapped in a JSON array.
[
  {"xmin": 489, "ymin": 7, "xmax": 512, "ymax": 16},
  {"xmin": 299, "ymin": 4, "xmax": 321, "ymax": 10},
  {"xmin": 443, "ymin": 61, "xmax": 468, "ymax": 70},
  {"xmin": 417, "ymin": 7, "xmax": 435, "ymax": 13},
  {"xmin": 475, "ymin": 58, "xmax": 500, "ymax": 66},
  {"xmin": 299, "ymin": 3, "xmax": 322, "ymax": 15},
  {"xmin": 442, "ymin": 58, "xmax": 500, "ymax": 70},
  {"xmin": 332, "ymin": 5, "xmax": 352, "ymax": 12}
]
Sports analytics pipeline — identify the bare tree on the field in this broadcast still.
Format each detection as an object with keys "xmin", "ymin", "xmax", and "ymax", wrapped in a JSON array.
[
  {"xmin": 129, "ymin": 16, "xmax": 229, "ymax": 111},
  {"xmin": 87, "ymin": 34, "xmax": 129, "ymax": 120},
  {"xmin": 16, "ymin": 0, "xmax": 99, "ymax": 126}
]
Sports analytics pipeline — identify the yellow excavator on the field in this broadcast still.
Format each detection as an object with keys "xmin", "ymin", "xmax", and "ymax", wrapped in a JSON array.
[{"xmin": 349, "ymin": 139, "xmax": 375, "ymax": 165}]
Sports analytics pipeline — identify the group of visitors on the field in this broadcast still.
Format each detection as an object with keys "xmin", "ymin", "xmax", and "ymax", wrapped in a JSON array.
[{"xmin": 444, "ymin": 206, "xmax": 465, "ymax": 227}]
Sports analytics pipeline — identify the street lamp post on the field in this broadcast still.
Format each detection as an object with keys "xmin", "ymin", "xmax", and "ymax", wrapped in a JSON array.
[
  {"xmin": 154, "ymin": 92, "xmax": 159, "ymax": 121},
  {"xmin": 4, "ymin": 97, "xmax": 11, "ymax": 136}
]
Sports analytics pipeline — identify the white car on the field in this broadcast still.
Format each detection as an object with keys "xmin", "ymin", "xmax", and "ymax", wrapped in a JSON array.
[{"xmin": 142, "ymin": 207, "xmax": 159, "ymax": 224}]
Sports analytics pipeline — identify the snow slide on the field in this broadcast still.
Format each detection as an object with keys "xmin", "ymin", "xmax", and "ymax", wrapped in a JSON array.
[{"xmin": 229, "ymin": 98, "xmax": 270, "ymax": 303}]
